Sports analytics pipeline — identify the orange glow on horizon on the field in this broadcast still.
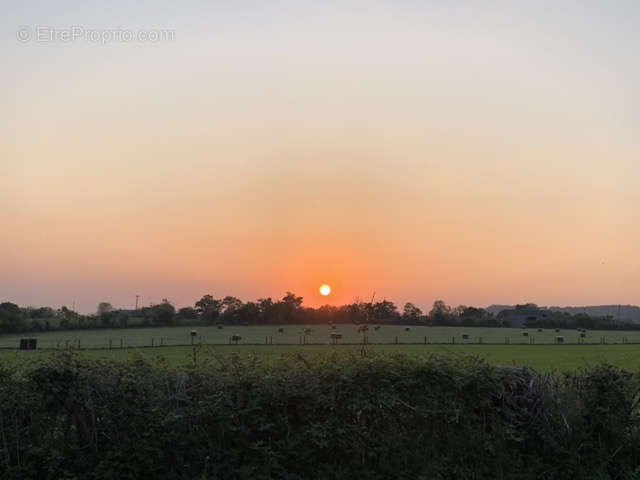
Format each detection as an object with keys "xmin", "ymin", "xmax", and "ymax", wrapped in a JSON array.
[{"xmin": 2, "ymin": 3, "xmax": 639, "ymax": 313}]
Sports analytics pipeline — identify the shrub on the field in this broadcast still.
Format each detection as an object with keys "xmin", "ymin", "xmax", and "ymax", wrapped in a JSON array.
[{"xmin": 0, "ymin": 354, "xmax": 638, "ymax": 479}]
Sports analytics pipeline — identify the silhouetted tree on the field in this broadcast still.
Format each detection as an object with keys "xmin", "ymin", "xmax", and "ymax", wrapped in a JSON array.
[
  {"xmin": 430, "ymin": 300, "xmax": 452, "ymax": 325},
  {"xmin": 0, "ymin": 302, "xmax": 24, "ymax": 333},
  {"xmin": 277, "ymin": 292, "xmax": 304, "ymax": 323},
  {"xmin": 402, "ymin": 303, "xmax": 423, "ymax": 323},
  {"xmin": 257, "ymin": 297, "xmax": 276, "ymax": 323},
  {"xmin": 178, "ymin": 307, "xmax": 198, "ymax": 321},
  {"xmin": 150, "ymin": 299, "xmax": 176, "ymax": 326},
  {"xmin": 28, "ymin": 307, "xmax": 55, "ymax": 319},
  {"xmin": 97, "ymin": 302, "xmax": 113, "ymax": 316},
  {"xmin": 195, "ymin": 294, "xmax": 222, "ymax": 324},
  {"xmin": 220, "ymin": 296, "xmax": 243, "ymax": 323},
  {"xmin": 372, "ymin": 300, "xmax": 400, "ymax": 323},
  {"xmin": 237, "ymin": 301, "xmax": 260, "ymax": 324}
]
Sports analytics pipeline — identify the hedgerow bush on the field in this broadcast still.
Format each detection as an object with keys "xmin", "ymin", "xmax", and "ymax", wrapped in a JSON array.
[{"xmin": 0, "ymin": 352, "xmax": 639, "ymax": 479}]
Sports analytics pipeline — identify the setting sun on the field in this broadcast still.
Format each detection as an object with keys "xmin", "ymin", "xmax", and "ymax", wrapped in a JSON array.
[{"xmin": 319, "ymin": 284, "xmax": 331, "ymax": 296}]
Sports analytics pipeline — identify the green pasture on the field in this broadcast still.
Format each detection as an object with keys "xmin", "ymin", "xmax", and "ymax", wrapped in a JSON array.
[
  {"xmin": 2, "ymin": 325, "xmax": 640, "ymax": 371},
  {"xmin": 0, "ymin": 324, "xmax": 636, "ymax": 350},
  {"xmin": 2, "ymin": 342, "xmax": 640, "ymax": 372}
]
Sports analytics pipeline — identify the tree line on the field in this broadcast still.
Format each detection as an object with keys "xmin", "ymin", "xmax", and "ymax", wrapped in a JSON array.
[{"xmin": 1, "ymin": 295, "xmax": 636, "ymax": 334}]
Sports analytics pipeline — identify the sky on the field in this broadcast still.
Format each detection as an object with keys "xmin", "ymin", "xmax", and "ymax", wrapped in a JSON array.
[{"xmin": 1, "ymin": 1, "xmax": 639, "ymax": 313}]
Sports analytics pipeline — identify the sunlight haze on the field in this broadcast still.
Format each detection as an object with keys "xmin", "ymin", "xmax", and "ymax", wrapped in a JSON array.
[{"xmin": 2, "ymin": 1, "xmax": 638, "ymax": 312}]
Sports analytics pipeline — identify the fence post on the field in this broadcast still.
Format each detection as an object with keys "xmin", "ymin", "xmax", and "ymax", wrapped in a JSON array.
[
  {"xmin": 452, "ymin": 336, "xmax": 455, "ymax": 345},
  {"xmin": 120, "ymin": 338, "xmax": 123, "ymax": 349},
  {"xmin": 161, "ymin": 337, "xmax": 164, "ymax": 346},
  {"xmin": 395, "ymin": 336, "xmax": 398, "ymax": 344},
  {"xmin": 109, "ymin": 339, "xmax": 112, "ymax": 350}
]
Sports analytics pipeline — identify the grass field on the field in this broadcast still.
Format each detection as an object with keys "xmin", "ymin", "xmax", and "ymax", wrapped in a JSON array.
[
  {"xmin": 2, "ymin": 340, "xmax": 640, "ymax": 372},
  {"xmin": 1, "ymin": 324, "xmax": 638, "ymax": 350},
  {"xmin": 2, "ymin": 324, "xmax": 640, "ymax": 371}
]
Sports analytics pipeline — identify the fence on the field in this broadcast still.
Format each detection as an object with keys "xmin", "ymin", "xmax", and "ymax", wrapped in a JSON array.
[{"xmin": 0, "ymin": 334, "xmax": 636, "ymax": 351}]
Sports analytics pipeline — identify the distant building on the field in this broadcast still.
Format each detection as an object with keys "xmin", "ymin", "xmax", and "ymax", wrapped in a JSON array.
[{"xmin": 496, "ymin": 304, "xmax": 550, "ymax": 328}]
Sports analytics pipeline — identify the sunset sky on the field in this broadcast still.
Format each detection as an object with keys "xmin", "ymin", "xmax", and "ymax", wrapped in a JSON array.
[{"xmin": 2, "ymin": 1, "xmax": 639, "ymax": 313}]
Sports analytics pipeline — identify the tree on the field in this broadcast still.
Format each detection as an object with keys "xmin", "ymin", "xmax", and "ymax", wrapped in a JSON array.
[
  {"xmin": 314, "ymin": 304, "xmax": 338, "ymax": 324},
  {"xmin": 458, "ymin": 306, "xmax": 489, "ymax": 326},
  {"xmin": 402, "ymin": 303, "xmax": 423, "ymax": 323},
  {"xmin": 97, "ymin": 302, "xmax": 113, "ymax": 316},
  {"xmin": 0, "ymin": 302, "xmax": 24, "ymax": 333},
  {"xmin": 220, "ymin": 296, "xmax": 244, "ymax": 323},
  {"xmin": 178, "ymin": 307, "xmax": 198, "ymax": 321},
  {"xmin": 58, "ymin": 306, "xmax": 78, "ymax": 328},
  {"xmin": 150, "ymin": 299, "xmax": 176, "ymax": 326},
  {"xmin": 429, "ymin": 300, "xmax": 452, "ymax": 325},
  {"xmin": 371, "ymin": 300, "xmax": 400, "ymax": 323},
  {"xmin": 96, "ymin": 302, "xmax": 114, "ymax": 327},
  {"xmin": 237, "ymin": 302, "xmax": 260, "ymax": 324},
  {"xmin": 342, "ymin": 303, "xmax": 365, "ymax": 324},
  {"xmin": 278, "ymin": 292, "xmax": 304, "ymax": 323},
  {"xmin": 282, "ymin": 292, "xmax": 303, "ymax": 309},
  {"xmin": 29, "ymin": 307, "xmax": 55, "ymax": 319},
  {"xmin": 195, "ymin": 294, "xmax": 222, "ymax": 324},
  {"xmin": 257, "ymin": 298, "xmax": 276, "ymax": 323}
]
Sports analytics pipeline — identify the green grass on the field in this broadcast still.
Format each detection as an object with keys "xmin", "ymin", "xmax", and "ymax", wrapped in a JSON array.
[
  {"xmin": 1, "ymin": 324, "xmax": 636, "ymax": 350},
  {"xmin": 3, "ymin": 343, "xmax": 640, "ymax": 372},
  {"xmin": 3, "ymin": 324, "xmax": 640, "ymax": 371}
]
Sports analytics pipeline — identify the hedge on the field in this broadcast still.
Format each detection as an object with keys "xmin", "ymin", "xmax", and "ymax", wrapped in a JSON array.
[{"xmin": 0, "ymin": 352, "xmax": 639, "ymax": 479}]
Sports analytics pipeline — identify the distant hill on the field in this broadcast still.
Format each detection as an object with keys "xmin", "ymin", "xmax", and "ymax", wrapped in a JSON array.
[{"xmin": 485, "ymin": 305, "xmax": 640, "ymax": 323}]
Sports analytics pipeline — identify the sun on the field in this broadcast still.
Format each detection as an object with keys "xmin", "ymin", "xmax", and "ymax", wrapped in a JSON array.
[{"xmin": 319, "ymin": 284, "xmax": 331, "ymax": 296}]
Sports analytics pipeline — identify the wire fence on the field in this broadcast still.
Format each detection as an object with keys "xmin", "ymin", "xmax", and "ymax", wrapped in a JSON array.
[{"xmin": 3, "ymin": 324, "xmax": 640, "ymax": 350}]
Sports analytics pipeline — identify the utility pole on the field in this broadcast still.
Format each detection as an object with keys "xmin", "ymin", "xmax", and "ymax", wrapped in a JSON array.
[{"xmin": 135, "ymin": 295, "xmax": 140, "ymax": 310}]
